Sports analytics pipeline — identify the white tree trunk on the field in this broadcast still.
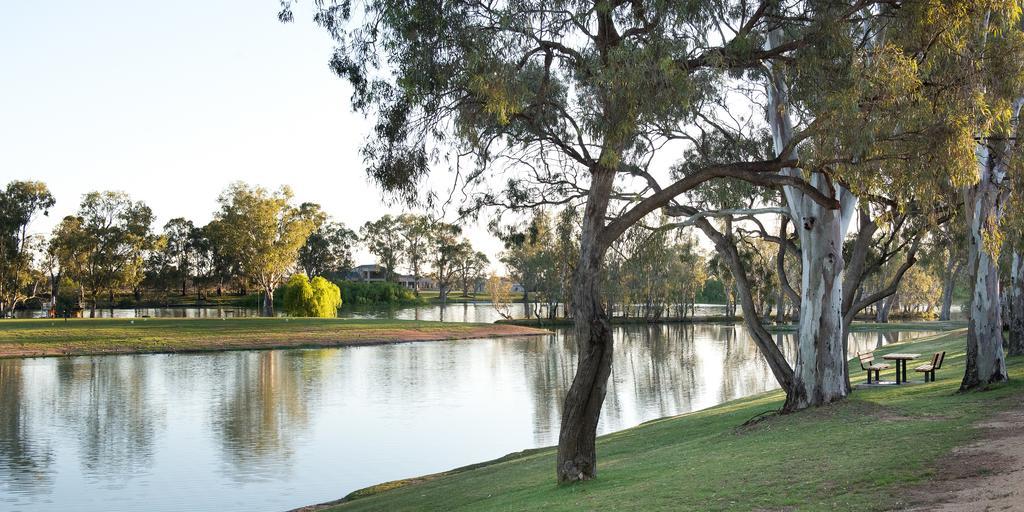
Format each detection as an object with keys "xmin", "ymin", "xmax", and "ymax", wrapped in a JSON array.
[
  {"xmin": 961, "ymin": 140, "xmax": 1010, "ymax": 389},
  {"xmin": 765, "ymin": 29, "xmax": 852, "ymax": 410}
]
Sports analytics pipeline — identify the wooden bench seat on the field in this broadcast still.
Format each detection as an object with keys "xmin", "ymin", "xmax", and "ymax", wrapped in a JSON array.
[
  {"xmin": 858, "ymin": 352, "xmax": 891, "ymax": 384},
  {"xmin": 914, "ymin": 351, "xmax": 945, "ymax": 382}
]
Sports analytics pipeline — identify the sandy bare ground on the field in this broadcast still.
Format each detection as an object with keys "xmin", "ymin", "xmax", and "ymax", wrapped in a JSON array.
[{"xmin": 902, "ymin": 397, "xmax": 1024, "ymax": 511}]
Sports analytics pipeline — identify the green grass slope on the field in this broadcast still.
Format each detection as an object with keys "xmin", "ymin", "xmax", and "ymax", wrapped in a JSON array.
[{"xmin": 317, "ymin": 330, "xmax": 1022, "ymax": 511}]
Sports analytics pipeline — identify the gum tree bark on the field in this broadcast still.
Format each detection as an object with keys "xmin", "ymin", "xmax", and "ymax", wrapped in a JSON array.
[
  {"xmin": 765, "ymin": 28, "xmax": 852, "ymax": 411},
  {"xmin": 960, "ymin": 140, "xmax": 1010, "ymax": 390},
  {"xmin": 557, "ymin": 165, "xmax": 616, "ymax": 483},
  {"xmin": 261, "ymin": 288, "xmax": 275, "ymax": 317},
  {"xmin": 1010, "ymin": 251, "xmax": 1024, "ymax": 356}
]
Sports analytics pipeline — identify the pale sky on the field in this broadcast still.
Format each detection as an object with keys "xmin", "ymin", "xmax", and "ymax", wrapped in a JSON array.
[{"xmin": 0, "ymin": 0, "xmax": 506, "ymax": 270}]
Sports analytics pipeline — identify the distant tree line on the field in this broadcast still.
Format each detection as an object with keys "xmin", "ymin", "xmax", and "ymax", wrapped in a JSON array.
[{"xmin": 0, "ymin": 180, "xmax": 489, "ymax": 318}]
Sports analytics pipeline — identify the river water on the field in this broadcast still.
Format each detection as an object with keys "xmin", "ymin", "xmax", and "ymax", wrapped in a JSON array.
[{"xmin": 0, "ymin": 321, "xmax": 937, "ymax": 512}]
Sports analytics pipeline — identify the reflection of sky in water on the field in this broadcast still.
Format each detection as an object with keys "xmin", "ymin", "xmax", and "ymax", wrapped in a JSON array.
[{"xmin": 0, "ymin": 325, "xmax": 938, "ymax": 512}]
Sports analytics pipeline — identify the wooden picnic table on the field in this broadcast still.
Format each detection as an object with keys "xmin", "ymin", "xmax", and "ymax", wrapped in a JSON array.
[{"xmin": 882, "ymin": 353, "xmax": 921, "ymax": 384}]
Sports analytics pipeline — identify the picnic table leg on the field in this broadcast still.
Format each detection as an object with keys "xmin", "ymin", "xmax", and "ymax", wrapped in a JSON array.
[
  {"xmin": 902, "ymin": 361, "xmax": 908, "ymax": 383},
  {"xmin": 895, "ymin": 362, "xmax": 902, "ymax": 384}
]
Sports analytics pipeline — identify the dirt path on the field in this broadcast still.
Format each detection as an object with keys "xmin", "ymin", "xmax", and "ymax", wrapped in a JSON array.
[{"xmin": 903, "ymin": 397, "xmax": 1024, "ymax": 511}]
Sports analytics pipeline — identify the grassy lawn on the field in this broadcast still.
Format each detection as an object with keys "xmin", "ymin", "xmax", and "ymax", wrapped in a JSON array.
[
  {"xmin": 0, "ymin": 318, "xmax": 548, "ymax": 358},
  {"xmin": 314, "ymin": 329, "xmax": 1023, "ymax": 511}
]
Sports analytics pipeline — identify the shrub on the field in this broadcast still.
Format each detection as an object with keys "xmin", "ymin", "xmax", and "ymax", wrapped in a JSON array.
[
  {"xmin": 338, "ymin": 280, "xmax": 418, "ymax": 305},
  {"xmin": 282, "ymin": 274, "xmax": 342, "ymax": 317},
  {"xmin": 309, "ymin": 276, "xmax": 342, "ymax": 317}
]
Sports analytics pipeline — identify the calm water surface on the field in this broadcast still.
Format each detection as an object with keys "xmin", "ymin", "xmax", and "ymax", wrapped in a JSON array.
[{"xmin": 0, "ymin": 324, "xmax": 937, "ymax": 512}]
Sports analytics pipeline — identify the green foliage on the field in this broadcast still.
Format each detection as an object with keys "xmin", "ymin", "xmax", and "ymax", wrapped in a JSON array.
[
  {"xmin": 397, "ymin": 213, "xmax": 432, "ymax": 292},
  {"xmin": 282, "ymin": 274, "xmax": 343, "ymax": 317},
  {"xmin": 298, "ymin": 210, "xmax": 358, "ymax": 279},
  {"xmin": 282, "ymin": 274, "xmax": 315, "ymax": 316},
  {"xmin": 53, "ymin": 278, "xmax": 79, "ymax": 320},
  {"xmin": 428, "ymin": 222, "xmax": 467, "ymax": 301},
  {"xmin": 48, "ymin": 191, "xmax": 155, "ymax": 313},
  {"xmin": 494, "ymin": 209, "xmax": 574, "ymax": 313},
  {"xmin": 338, "ymin": 281, "xmax": 418, "ymax": 306},
  {"xmin": 359, "ymin": 215, "xmax": 405, "ymax": 282},
  {"xmin": 604, "ymin": 218, "xmax": 710, "ymax": 319},
  {"xmin": 309, "ymin": 276, "xmax": 343, "ymax": 317},
  {"xmin": 698, "ymin": 278, "xmax": 727, "ymax": 304}
]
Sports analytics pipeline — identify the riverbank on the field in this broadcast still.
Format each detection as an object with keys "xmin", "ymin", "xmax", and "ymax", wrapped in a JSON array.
[
  {"xmin": 0, "ymin": 318, "xmax": 550, "ymax": 358},
  {"xmin": 299, "ymin": 329, "xmax": 1024, "ymax": 511}
]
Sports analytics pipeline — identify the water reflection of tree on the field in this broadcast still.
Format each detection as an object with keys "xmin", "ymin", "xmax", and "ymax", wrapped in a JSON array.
[
  {"xmin": 520, "ymin": 331, "xmax": 574, "ymax": 445},
  {"xmin": 210, "ymin": 350, "xmax": 325, "ymax": 482},
  {"xmin": 52, "ymin": 356, "xmax": 164, "ymax": 482},
  {"xmin": 521, "ymin": 325, "xmax": 707, "ymax": 444},
  {"xmin": 520, "ymin": 324, "xmax": 825, "ymax": 446},
  {"xmin": 0, "ymin": 359, "xmax": 55, "ymax": 496},
  {"xmin": 718, "ymin": 325, "xmax": 787, "ymax": 402}
]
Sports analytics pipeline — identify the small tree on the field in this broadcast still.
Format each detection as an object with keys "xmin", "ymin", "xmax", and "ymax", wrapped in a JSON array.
[
  {"xmin": 283, "ymin": 274, "xmax": 342, "ymax": 317},
  {"xmin": 398, "ymin": 214, "xmax": 432, "ymax": 295},
  {"xmin": 360, "ymin": 215, "xmax": 405, "ymax": 282},
  {"xmin": 487, "ymin": 274, "xmax": 513, "ymax": 320},
  {"xmin": 161, "ymin": 217, "xmax": 195, "ymax": 297},
  {"xmin": 429, "ymin": 223, "xmax": 466, "ymax": 304}
]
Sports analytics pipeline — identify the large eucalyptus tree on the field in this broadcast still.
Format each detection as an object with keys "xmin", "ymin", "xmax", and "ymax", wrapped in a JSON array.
[
  {"xmin": 284, "ymin": 0, "xmax": 871, "ymax": 482},
  {"xmin": 213, "ymin": 183, "xmax": 315, "ymax": 317}
]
